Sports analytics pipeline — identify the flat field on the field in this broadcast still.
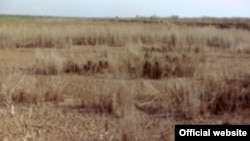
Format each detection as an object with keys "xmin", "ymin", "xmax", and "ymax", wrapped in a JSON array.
[{"xmin": 0, "ymin": 16, "xmax": 250, "ymax": 140}]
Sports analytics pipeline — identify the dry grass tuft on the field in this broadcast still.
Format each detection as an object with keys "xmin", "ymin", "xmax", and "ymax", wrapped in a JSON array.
[
  {"xmin": 135, "ymin": 72, "xmax": 250, "ymax": 119},
  {"xmin": 79, "ymin": 81, "xmax": 134, "ymax": 118},
  {"xmin": 0, "ymin": 74, "xmax": 66, "ymax": 104},
  {"xmin": 33, "ymin": 49, "xmax": 110, "ymax": 75},
  {"xmin": 33, "ymin": 50, "xmax": 64, "ymax": 75},
  {"xmin": 135, "ymin": 78, "xmax": 206, "ymax": 119},
  {"xmin": 32, "ymin": 44, "xmax": 205, "ymax": 80},
  {"xmin": 204, "ymin": 73, "xmax": 250, "ymax": 115}
]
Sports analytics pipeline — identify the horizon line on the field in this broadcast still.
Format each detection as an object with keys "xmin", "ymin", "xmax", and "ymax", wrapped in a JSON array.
[{"xmin": 1, "ymin": 13, "xmax": 250, "ymax": 19}]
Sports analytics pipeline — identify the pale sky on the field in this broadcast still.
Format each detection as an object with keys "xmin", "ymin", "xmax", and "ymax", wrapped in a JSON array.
[{"xmin": 0, "ymin": 0, "xmax": 249, "ymax": 18}]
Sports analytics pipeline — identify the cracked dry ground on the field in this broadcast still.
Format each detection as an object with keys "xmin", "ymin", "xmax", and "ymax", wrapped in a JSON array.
[{"xmin": 0, "ymin": 47, "xmax": 250, "ymax": 141}]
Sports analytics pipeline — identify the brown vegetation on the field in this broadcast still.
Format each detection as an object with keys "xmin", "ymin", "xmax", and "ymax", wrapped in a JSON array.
[{"xmin": 0, "ymin": 16, "xmax": 250, "ymax": 140}]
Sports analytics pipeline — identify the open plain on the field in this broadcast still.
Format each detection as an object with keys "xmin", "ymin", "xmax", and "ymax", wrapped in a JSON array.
[{"xmin": 0, "ymin": 16, "xmax": 250, "ymax": 140}]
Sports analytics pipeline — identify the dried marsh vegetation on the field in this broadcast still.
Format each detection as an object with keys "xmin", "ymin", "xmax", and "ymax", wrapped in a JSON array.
[
  {"xmin": 0, "ymin": 16, "xmax": 250, "ymax": 140},
  {"xmin": 32, "ymin": 44, "xmax": 205, "ymax": 80},
  {"xmin": 1, "ymin": 18, "xmax": 250, "ymax": 51}
]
